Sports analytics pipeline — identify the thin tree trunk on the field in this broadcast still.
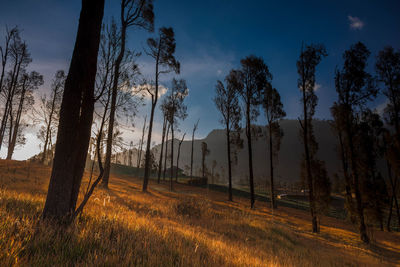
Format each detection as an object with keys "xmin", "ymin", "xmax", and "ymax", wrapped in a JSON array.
[
  {"xmin": 226, "ymin": 127, "xmax": 233, "ymax": 201},
  {"xmin": 157, "ymin": 116, "xmax": 167, "ymax": 183},
  {"xmin": 42, "ymin": 0, "xmax": 104, "ymax": 221},
  {"xmin": 163, "ymin": 124, "xmax": 169, "ymax": 181},
  {"xmin": 190, "ymin": 126, "xmax": 195, "ymax": 181},
  {"xmin": 269, "ymin": 124, "xmax": 276, "ymax": 209},
  {"xmin": 246, "ymin": 105, "xmax": 255, "ymax": 209},
  {"xmin": 346, "ymin": 114, "xmax": 369, "ymax": 243},
  {"xmin": 170, "ymin": 125, "xmax": 174, "ymax": 191}
]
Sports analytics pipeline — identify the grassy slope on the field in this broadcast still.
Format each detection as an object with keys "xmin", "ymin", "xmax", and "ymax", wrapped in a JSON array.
[{"xmin": 0, "ymin": 159, "xmax": 399, "ymax": 266}]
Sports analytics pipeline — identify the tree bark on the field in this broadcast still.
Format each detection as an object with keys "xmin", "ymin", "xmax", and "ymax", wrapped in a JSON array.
[
  {"xmin": 269, "ymin": 124, "xmax": 276, "ymax": 209},
  {"xmin": 157, "ymin": 116, "xmax": 167, "ymax": 183},
  {"xmin": 42, "ymin": 0, "xmax": 104, "ymax": 221},
  {"xmin": 246, "ymin": 105, "xmax": 255, "ymax": 209},
  {"xmin": 345, "ymin": 112, "xmax": 369, "ymax": 243},
  {"xmin": 163, "ymin": 124, "xmax": 169, "ymax": 181}
]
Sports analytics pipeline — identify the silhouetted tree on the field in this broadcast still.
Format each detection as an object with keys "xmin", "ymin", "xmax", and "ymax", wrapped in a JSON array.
[
  {"xmin": 237, "ymin": 55, "xmax": 272, "ymax": 208},
  {"xmin": 330, "ymin": 103, "xmax": 355, "ymax": 222},
  {"xmin": 375, "ymin": 46, "xmax": 400, "ymax": 230},
  {"xmin": 42, "ymin": 0, "xmax": 105, "ymax": 222},
  {"xmin": 333, "ymin": 42, "xmax": 377, "ymax": 243},
  {"xmin": 142, "ymin": 27, "xmax": 180, "ymax": 191},
  {"xmin": 102, "ymin": 0, "xmax": 154, "ymax": 188},
  {"xmin": 7, "ymin": 71, "xmax": 43, "ymax": 159},
  {"xmin": 297, "ymin": 43, "xmax": 327, "ymax": 233},
  {"xmin": 0, "ymin": 26, "xmax": 18, "ymax": 96},
  {"xmin": 357, "ymin": 110, "xmax": 387, "ymax": 231},
  {"xmin": 214, "ymin": 70, "xmax": 241, "ymax": 201},
  {"xmin": 0, "ymin": 29, "xmax": 31, "ymax": 152},
  {"xmin": 262, "ymin": 85, "xmax": 285, "ymax": 209}
]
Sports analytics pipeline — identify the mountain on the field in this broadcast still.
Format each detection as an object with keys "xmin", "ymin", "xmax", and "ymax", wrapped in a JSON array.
[{"xmin": 150, "ymin": 119, "xmax": 342, "ymax": 186}]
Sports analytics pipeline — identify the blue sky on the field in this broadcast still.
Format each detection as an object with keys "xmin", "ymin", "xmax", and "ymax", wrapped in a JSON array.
[{"xmin": 0, "ymin": 0, "xmax": 399, "ymax": 159}]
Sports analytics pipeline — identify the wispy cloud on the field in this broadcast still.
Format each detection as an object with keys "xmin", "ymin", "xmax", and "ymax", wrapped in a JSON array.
[
  {"xmin": 133, "ymin": 83, "xmax": 169, "ymax": 100},
  {"xmin": 348, "ymin": 15, "xmax": 364, "ymax": 30}
]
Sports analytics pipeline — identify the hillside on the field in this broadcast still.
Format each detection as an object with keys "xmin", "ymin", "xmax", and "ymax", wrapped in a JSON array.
[
  {"xmin": 148, "ymin": 119, "xmax": 341, "ymax": 185},
  {"xmin": 1, "ymin": 159, "xmax": 399, "ymax": 266}
]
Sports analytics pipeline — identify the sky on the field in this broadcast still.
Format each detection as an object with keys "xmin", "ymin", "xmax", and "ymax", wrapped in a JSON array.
[{"xmin": 0, "ymin": 0, "xmax": 399, "ymax": 160}]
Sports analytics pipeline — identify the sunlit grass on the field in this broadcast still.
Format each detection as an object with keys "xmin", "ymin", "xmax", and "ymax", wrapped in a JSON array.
[{"xmin": 0, "ymin": 159, "xmax": 399, "ymax": 266}]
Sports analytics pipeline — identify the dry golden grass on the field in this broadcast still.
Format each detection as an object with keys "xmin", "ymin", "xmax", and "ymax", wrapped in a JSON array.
[{"xmin": 0, "ymin": 159, "xmax": 399, "ymax": 266}]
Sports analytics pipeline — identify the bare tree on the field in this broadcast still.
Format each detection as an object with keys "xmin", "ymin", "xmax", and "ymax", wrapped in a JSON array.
[
  {"xmin": 262, "ymin": 85, "xmax": 285, "ymax": 209},
  {"xmin": 34, "ymin": 70, "xmax": 65, "ymax": 164},
  {"xmin": 142, "ymin": 27, "xmax": 180, "ymax": 192},
  {"xmin": 42, "ymin": 0, "xmax": 105, "ymax": 222},
  {"xmin": 0, "ymin": 29, "xmax": 31, "ymax": 152},
  {"xmin": 214, "ymin": 71, "xmax": 241, "ymax": 201},
  {"xmin": 0, "ymin": 26, "xmax": 18, "ymax": 95},
  {"xmin": 102, "ymin": 0, "xmax": 154, "ymax": 188},
  {"xmin": 7, "ymin": 71, "xmax": 43, "ymax": 159}
]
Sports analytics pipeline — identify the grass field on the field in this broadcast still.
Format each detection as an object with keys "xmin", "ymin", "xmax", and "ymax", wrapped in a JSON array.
[{"xmin": 0, "ymin": 159, "xmax": 399, "ymax": 266}]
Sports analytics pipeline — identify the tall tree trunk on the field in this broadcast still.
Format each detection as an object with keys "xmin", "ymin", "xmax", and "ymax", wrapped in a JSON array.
[
  {"xmin": 301, "ymin": 82, "xmax": 318, "ymax": 233},
  {"xmin": 345, "ymin": 114, "xmax": 369, "ymax": 243},
  {"xmin": 246, "ymin": 106, "xmax": 255, "ymax": 209},
  {"xmin": 102, "ymin": 24, "xmax": 127, "ymax": 188},
  {"xmin": 269, "ymin": 124, "xmax": 276, "ymax": 209},
  {"xmin": 42, "ymin": 0, "xmax": 104, "ymax": 221},
  {"xmin": 157, "ymin": 116, "xmax": 167, "ymax": 183},
  {"xmin": 226, "ymin": 127, "xmax": 233, "ymax": 201},
  {"xmin": 190, "ymin": 126, "xmax": 195, "ymax": 181},
  {"xmin": 170, "ymin": 125, "xmax": 174, "ymax": 191},
  {"xmin": 338, "ymin": 131, "xmax": 353, "ymax": 221},
  {"xmin": 163, "ymin": 124, "xmax": 169, "ymax": 181}
]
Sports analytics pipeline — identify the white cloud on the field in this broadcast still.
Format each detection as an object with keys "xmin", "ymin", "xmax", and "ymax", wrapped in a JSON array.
[
  {"xmin": 314, "ymin": 83, "xmax": 321, "ymax": 91},
  {"xmin": 348, "ymin": 15, "xmax": 364, "ymax": 30}
]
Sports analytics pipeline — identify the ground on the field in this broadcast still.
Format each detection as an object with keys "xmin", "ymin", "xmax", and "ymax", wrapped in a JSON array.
[{"xmin": 0, "ymin": 159, "xmax": 399, "ymax": 266}]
